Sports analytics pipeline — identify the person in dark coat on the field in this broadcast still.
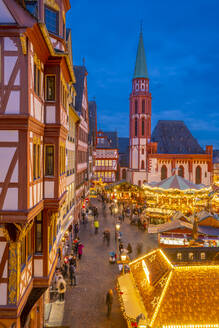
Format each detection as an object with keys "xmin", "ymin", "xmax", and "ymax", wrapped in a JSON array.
[
  {"xmin": 127, "ymin": 243, "xmax": 132, "ymax": 255},
  {"xmin": 69, "ymin": 263, "xmax": 76, "ymax": 286},
  {"xmin": 106, "ymin": 289, "xmax": 113, "ymax": 318}
]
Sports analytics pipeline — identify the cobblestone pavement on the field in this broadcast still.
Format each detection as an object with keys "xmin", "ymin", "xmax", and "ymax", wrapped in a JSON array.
[{"xmin": 61, "ymin": 199, "xmax": 158, "ymax": 328}]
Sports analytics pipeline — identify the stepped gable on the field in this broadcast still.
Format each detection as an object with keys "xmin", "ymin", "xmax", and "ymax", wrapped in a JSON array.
[{"xmin": 151, "ymin": 120, "xmax": 204, "ymax": 154}]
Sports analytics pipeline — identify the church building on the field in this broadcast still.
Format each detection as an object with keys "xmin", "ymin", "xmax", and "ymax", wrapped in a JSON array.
[{"xmin": 127, "ymin": 31, "xmax": 213, "ymax": 187}]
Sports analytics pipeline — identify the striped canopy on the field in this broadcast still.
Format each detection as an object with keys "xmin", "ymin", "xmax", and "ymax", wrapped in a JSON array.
[{"xmin": 149, "ymin": 175, "xmax": 205, "ymax": 190}]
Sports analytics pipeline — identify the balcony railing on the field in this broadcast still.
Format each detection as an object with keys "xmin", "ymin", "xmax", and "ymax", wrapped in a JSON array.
[{"xmin": 94, "ymin": 166, "xmax": 117, "ymax": 171}]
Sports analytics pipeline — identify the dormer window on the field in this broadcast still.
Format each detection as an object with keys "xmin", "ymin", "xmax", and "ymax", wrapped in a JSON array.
[
  {"xmin": 45, "ymin": 6, "xmax": 59, "ymax": 35},
  {"xmin": 25, "ymin": 0, "xmax": 38, "ymax": 18}
]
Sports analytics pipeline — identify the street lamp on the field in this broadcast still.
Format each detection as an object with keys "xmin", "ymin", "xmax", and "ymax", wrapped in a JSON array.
[{"xmin": 120, "ymin": 253, "xmax": 127, "ymax": 275}]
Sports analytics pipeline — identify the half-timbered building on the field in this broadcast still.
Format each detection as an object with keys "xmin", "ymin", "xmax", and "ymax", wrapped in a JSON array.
[
  {"xmin": 0, "ymin": 0, "xmax": 76, "ymax": 326},
  {"xmin": 94, "ymin": 130, "xmax": 119, "ymax": 184}
]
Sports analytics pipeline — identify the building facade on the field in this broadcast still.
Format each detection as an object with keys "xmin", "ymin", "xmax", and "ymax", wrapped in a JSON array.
[
  {"xmin": 0, "ymin": 0, "xmax": 77, "ymax": 327},
  {"xmin": 128, "ymin": 31, "xmax": 213, "ymax": 187},
  {"xmin": 88, "ymin": 100, "xmax": 97, "ymax": 184},
  {"xmin": 94, "ymin": 131, "xmax": 119, "ymax": 184},
  {"xmin": 74, "ymin": 66, "xmax": 89, "ymax": 221}
]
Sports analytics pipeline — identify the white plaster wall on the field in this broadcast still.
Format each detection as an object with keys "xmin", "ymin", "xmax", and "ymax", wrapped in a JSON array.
[
  {"xmin": 0, "ymin": 148, "xmax": 16, "ymax": 181},
  {"xmin": 140, "ymin": 139, "xmax": 146, "ymax": 145},
  {"xmin": 0, "ymin": 284, "xmax": 7, "ymax": 305},
  {"xmin": 4, "ymin": 37, "xmax": 18, "ymax": 51},
  {"xmin": 14, "ymin": 70, "xmax": 20, "ymax": 85},
  {"xmin": 33, "ymin": 184, "xmax": 37, "ymax": 205},
  {"xmin": 77, "ymin": 162, "xmax": 87, "ymax": 171},
  {"xmin": 3, "ymin": 188, "xmax": 18, "ymax": 210},
  {"xmin": 10, "ymin": 161, "xmax": 18, "ymax": 183},
  {"xmin": 4, "ymin": 56, "xmax": 17, "ymax": 85},
  {"xmin": 132, "ymin": 148, "xmax": 138, "ymax": 169},
  {"xmin": 44, "ymin": 181, "xmax": 54, "ymax": 198},
  {"xmin": 34, "ymin": 259, "xmax": 43, "ymax": 277},
  {"xmin": 133, "ymin": 171, "xmax": 147, "ymax": 186},
  {"xmin": 0, "ymin": 130, "xmax": 18, "ymax": 142},
  {"xmin": 29, "ymin": 187, "xmax": 32, "ymax": 208},
  {"xmin": 0, "ymin": 4, "xmax": 15, "ymax": 24},
  {"xmin": 46, "ymin": 106, "xmax": 56, "ymax": 123},
  {"xmin": 30, "ymin": 93, "xmax": 33, "ymax": 116},
  {"xmin": 5, "ymin": 91, "xmax": 20, "ymax": 114}
]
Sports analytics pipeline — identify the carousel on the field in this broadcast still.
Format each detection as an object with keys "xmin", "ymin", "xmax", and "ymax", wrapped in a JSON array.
[
  {"xmin": 142, "ymin": 175, "xmax": 211, "ymax": 223},
  {"xmin": 106, "ymin": 182, "xmax": 145, "ymax": 207}
]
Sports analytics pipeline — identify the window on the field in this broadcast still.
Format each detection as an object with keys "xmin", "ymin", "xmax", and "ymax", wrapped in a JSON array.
[
  {"xmin": 195, "ymin": 166, "xmax": 201, "ymax": 184},
  {"xmin": 142, "ymin": 99, "xmax": 145, "ymax": 113},
  {"xmin": 45, "ymin": 145, "xmax": 54, "ymax": 176},
  {"xmin": 46, "ymin": 75, "xmax": 55, "ymax": 101},
  {"xmin": 141, "ymin": 160, "xmax": 145, "ymax": 169},
  {"xmin": 33, "ymin": 143, "xmax": 37, "ymax": 180},
  {"xmin": 178, "ymin": 165, "xmax": 184, "ymax": 178},
  {"xmin": 135, "ymin": 118, "xmax": 138, "ymax": 137},
  {"xmin": 200, "ymin": 252, "xmax": 206, "ymax": 260},
  {"xmin": 45, "ymin": 6, "xmax": 59, "ymax": 35},
  {"xmin": 161, "ymin": 165, "xmax": 167, "ymax": 180},
  {"xmin": 142, "ymin": 148, "xmax": 144, "ymax": 155},
  {"xmin": 35, "ymin": 212, "xmax": 43, "ymax": 253},
  {"xmin": 21, "ymin": 238, "xmax": 26, "ymax": 268},
  {"xmin": 189, "ymin": 252, "xmax": 194, "ymax": 260},
  {"xmin": 177, "ymin": 252, "xmax": 182, "ymax": 261},
  {"xmin": 138, "ymin": 180, "xmax": 141, "ymax": 186},
  {"xmin": 25, "ymin": 1, "xmax": 38, "ymax": 17},
  {"xmin": 135, "ymin": 100, "xmax": 138, "ymax": 114},
  {"xmin": 27, "ymin": 229, "xmax": 32, "ymax": 259},
  {"xmin": 38, "ymin": 144, "xmax": 40, "ymax": 178},
  {"xmin": 142, "ymin": 119, "xmax": 145, "ymax": 136},
  {"xmin": 34, "ymin": 63, "xmax": 41, "ymax": 97}
]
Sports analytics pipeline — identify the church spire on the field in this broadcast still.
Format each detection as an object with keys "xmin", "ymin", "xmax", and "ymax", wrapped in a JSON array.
[{"xmin": 133, "ymin": 29, "xmax": 148, "ymax": 79}]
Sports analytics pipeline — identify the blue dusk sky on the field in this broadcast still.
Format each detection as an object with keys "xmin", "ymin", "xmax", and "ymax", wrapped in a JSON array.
[{"xmin": 67, "ymin": 0, "xmax": 219, "ymax": 149}]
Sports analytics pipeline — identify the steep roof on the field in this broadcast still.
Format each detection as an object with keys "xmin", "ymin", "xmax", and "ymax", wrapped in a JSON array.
[
  {"xmin": 133, "ymin": 31, "xmax": 148, "ymax": 79},
  {"xmin": 88, "ymin": 101, "xmax": 97, "ymax": 144},
  {"xmin": 118, "ymin": 249, "xmax": 219, "ymax": 327},
  {"xmin": 118, "ymin": 137, "xmax": 129, "ymax": 167},
  {"xmin": 96, "ymin": 131, "xmax": 118, "ymax": 149},
  {"xmin": 213, "ymin": 150, "xmax": 219, "ymax": 163},
  {"xmin": 74, "ymin": 65, "xmax": 87, "ymax": 112},
  {"xmin": 151, "ymin": 120, "xmax": 204, "ymax": 154}
]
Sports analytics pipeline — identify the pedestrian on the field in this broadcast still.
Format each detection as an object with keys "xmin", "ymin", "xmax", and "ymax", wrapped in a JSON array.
[
  {"xmin": 106, "ymin": 230, "xmax": 110, "ymax": 246},
  {"xmin": 106, "ymin": 289, "xmax": 113, "ymax": 318},
  {"xmin": 70, "ymin": 255, "xmax": 77, "ymax": 267},
  {"xmin": 127, "ymin": 243, "xmax": 132, "ymax": 255},
  {"xmin": 57, "ymin": 276, "xmax": 66, "ymax": 302},
  {"xmin": 82, "ymin": 211, "xmax": 86, "ymax": 224},
  {"xmin": 63, "ymin": 259, "xmax": 68, "ymax": 279},
  {"xmin": 74, "ymin": 223, "xmax": 79, "ymax": 238},
  {"xmin": 136, "ymin": 242, "xmax": 143, "ymax": 256},
  {"xmin": 78, "ymin": 242, "xmax": 84, "ymax": 260},
  {"xmin": 119, "ymin": 242, "xmax": 124, "ymax": 253},
  {"xmin": 69, "ymin": 263, "xmax": 76, "ymax": 286},
  {"xmin": 94, "ymin": 220, "xmax": 99, "ymax": 234}
]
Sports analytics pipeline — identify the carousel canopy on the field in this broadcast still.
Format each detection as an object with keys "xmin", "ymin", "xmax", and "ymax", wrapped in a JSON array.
[
  {"xmin": 146, "ymin": 175, "xmax": 206, "ymax": 191},
  {"xmin": 118, "ymin": 249, "xmax": 219, "ymax": 327}
]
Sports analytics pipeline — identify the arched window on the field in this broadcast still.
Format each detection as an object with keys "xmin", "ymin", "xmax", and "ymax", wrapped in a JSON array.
[
  {"xmin": 178, "ymin": 165, "xmax": 184, "ymax": 178},
  {"xmin": 195, "ymin": 166, "xmax": 201, "ymax": 184},
  {"xmin": 161, "ymin": 165, "xmax": 167, "ymax": 180},
  {"xmin": 135, "ymin": 118, "xmax": 138, "ymax": 137},
  {"xmin": 138, "ymin": 180, "xmax": 141, "ymax": 186},
  {"xmin": 142, "ymin": 99, "xmax": 145, "ymax": 113},
  {"xmin": 142, "ymin": 119, "xmax": 145, "ymax": 136},
  {"xmin": 142, "ymin": 148, "xmax": 144, "ymax": 155},
  {"xmin": 135, "ymin": 100, "xmax": 138, "ymax": 114},
  {"xmin": 122, "ymin": 169, "xmax": 126, "ymax": 180},
  {"xmin": 141, "ymin": 160, "xmax": 144, "ymax": 169}
]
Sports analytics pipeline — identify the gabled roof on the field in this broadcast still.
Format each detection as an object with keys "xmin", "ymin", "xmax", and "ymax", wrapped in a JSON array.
[
  {"xmin": 213, "ymin": 150, "xmax": 219, "ymax": 163},
  {"xmin": 74, "ymin": 65, "xmax": 87, "ymax": 112},
  {"xmin": 118, "ymin": 249, "xmax": 219, "ymax": 327},
  {"xmin": 133, "ymin": 31, "xmax": 148, "ymax": 79},
  {"xmin": 151, "ymin": 120, "xmax": 204, "ymax": 154},
  {"xmin": 96, "ymin": 131, "xmax": 118, "ymax": 149}
]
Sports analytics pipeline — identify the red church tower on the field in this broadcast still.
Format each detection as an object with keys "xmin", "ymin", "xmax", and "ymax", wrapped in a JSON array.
[{"xmin": 128, "ymin": 30, "xmax": 151, "ymax": 186}]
